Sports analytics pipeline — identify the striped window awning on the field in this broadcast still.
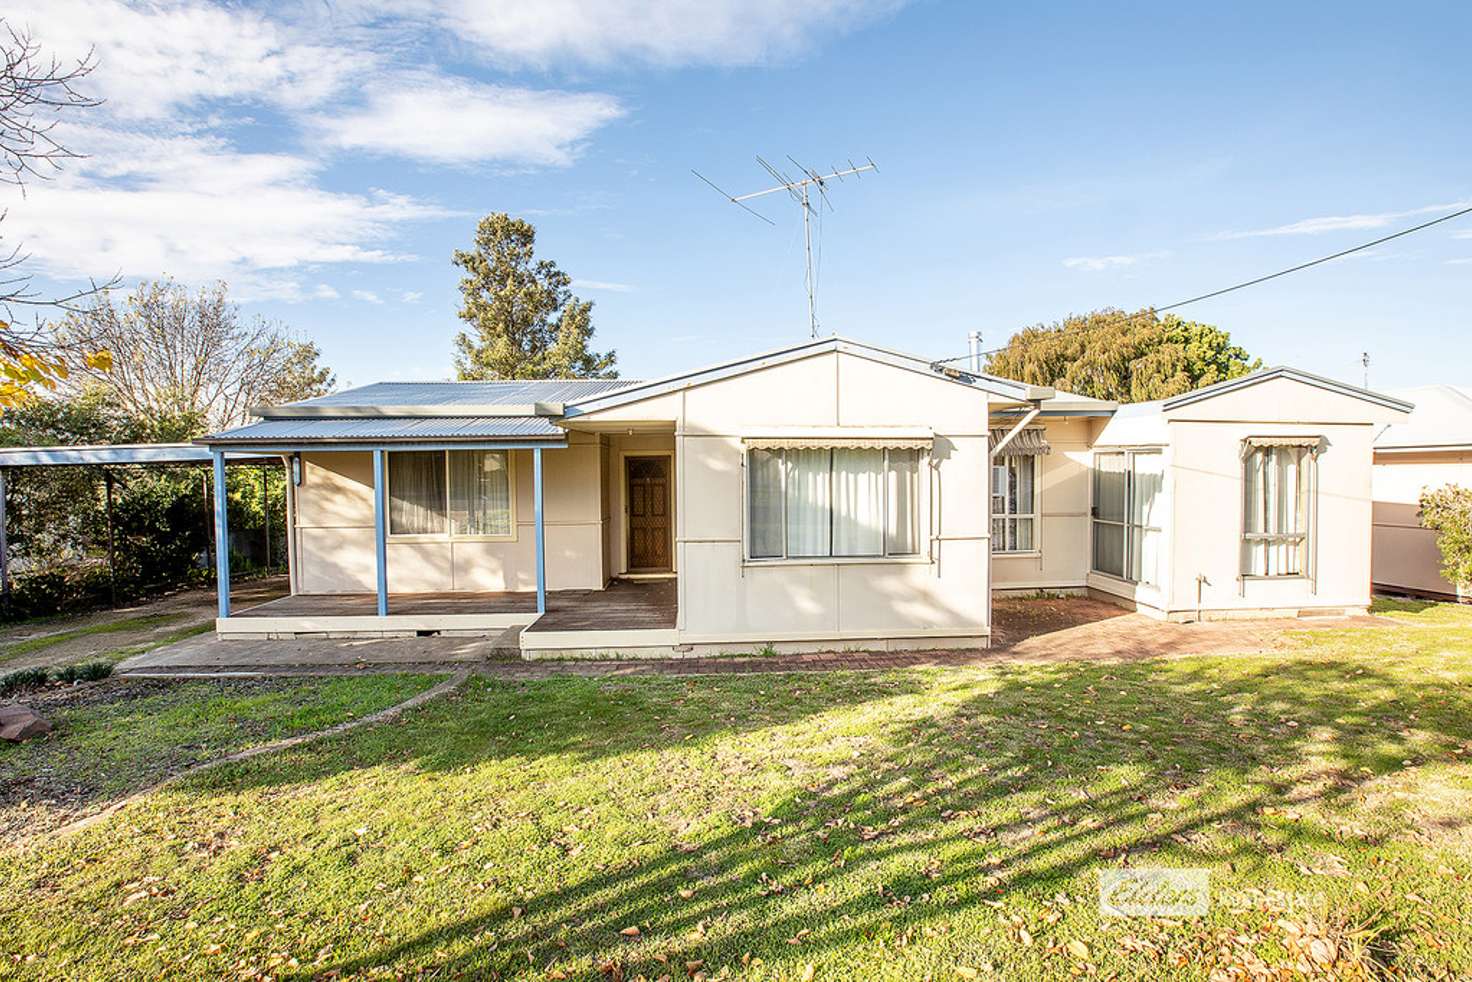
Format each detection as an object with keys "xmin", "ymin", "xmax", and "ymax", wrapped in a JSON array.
[
  {"xmin": 989, "ymin": 427, "xmax": 1052, "ymax": 455},
  {"xmin": 744, "ymin": 437, "xmax": 932, "ymax": 451},
  {"xmin": 1241, "ymin": 435, "xmax": 1326, "ymax": 454},
  {"xmin": 743, "ymin": 428, "xmax": 932, "ymax": 451}
]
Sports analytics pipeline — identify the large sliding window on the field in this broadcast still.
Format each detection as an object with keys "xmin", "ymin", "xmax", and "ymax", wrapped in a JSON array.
[
  {"xmin": 1242, "ymin": 445, "xmax": 1313, "ymax": 576},
  {"xmin": 991, "ymin": 455, "xmax": 1037, "ymax": 552},
  {"xmin": 388, "ymin": 450, "xmax": 513, "ymax": 538},
  {"xmin": 747, "ymin": 447, "xmax": 921, "ymax": 560},
  {"xmin": 1091, "ymin": 451, "xmax": 1163, "ymax": 586}
]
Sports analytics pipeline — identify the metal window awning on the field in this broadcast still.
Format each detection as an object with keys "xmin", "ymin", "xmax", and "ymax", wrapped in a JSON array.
[
  {"xmin": 743, "ymin": 427, "xmax": 933, "ymax": 451},
  {"xmin": 1241, "ymin": 435, "xmax": 1326, "ymax": 454},
  {"xmin": 988, "ymin": 427, "xmax": 1052, "ymax": 455}
]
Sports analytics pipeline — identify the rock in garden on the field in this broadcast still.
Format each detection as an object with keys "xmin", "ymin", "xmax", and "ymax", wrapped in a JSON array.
[{"xmin": 0, "ymin": 703, "xmax": 51, "ymax": 742}]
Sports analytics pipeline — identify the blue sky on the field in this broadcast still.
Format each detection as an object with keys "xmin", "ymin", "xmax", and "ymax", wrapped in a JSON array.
[{"xmin": 6, "ymin": 1, "xmax": 1470, "ymax": 390}]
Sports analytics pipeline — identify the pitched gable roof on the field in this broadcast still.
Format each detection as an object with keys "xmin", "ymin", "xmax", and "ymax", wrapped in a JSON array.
[
  {"xmin": 1161, "ymin": 366, "xmax": 1414, "ymax": 413},
  {"xmin": 1375, "ymin": 384, "xmax": 1472, "ymax": 450},
  {"xmin": 563, "ymin": 335, "xmax": 1056, "ymax": 417}
]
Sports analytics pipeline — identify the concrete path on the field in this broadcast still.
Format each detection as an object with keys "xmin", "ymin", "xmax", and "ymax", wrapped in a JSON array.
[
  {"xmin": 118, "ymin": 627, "xmax": 522, "ymax": 675},
  {"xmin": 117, "ymin": 597, "xmax": 1381, "ymax": 680}
]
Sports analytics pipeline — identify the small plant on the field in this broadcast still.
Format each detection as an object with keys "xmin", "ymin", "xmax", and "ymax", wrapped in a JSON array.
[
  {"xmin": 55, "ymin": 661, "xmax": 113, "ymax": 684},
  {"xmin": 0, "ymin": 666, "xmax": 51, "ymax": 697},
  {"xmin": 756, "ymin": 643, "xmax": 779, "ymax": 658},
  {"xmin": 1419, "ymin": 485, "xmax": 1472, "ymax": 593}
]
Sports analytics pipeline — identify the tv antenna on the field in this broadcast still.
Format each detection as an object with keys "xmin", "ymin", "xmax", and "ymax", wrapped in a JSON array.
[{"xmin": 693, "ymin": 155, "xmax": 878, "ymax": 338}]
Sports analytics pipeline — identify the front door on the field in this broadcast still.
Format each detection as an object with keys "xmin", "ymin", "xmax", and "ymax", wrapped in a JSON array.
[{"xmin": 626, "ymin": 456, "xmax": 672, "ymax": 571}]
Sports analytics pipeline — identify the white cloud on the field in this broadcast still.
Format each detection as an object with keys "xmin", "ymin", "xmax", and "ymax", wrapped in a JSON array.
[
  {"xmin": 1453, "ymin": 230, "xmax": 1472, "ymax": 240},
  {"xmin": 1447, "ymin": 258, "xmax": 1472, "ymax": 265},
  {"xmin": 401, "ymin": 290, "xmax": 424, "ymax": 303},
  {"xmin": 3, "ymin": 0, "xmax": 367, "ymax": 120},
  {"xmin": 310, "ymin": 74, "xmax": 623, "ymax": 166},
  {"xmin": 1062, "ymin": 252, "xmax": 1168, "ymax": 272},
  {"xmin": 336, "ymin": 0, "xmax": 902, "ymax": 68},
  {"xmin": 1215, "ymin": 201, "xmax": 1472, "ymax": 239},
  {"xmin": 0, "ymin": 0, "xmax": 882, "ymax": 294},
  {"xmin": 572, "ymin": 279, "xmax": 634, "ymax": 293},
  {"xmin": 4, "ymin": 127, "xmax": 453, "ymax": 290},
  {"xmin": 352, "ymin": 289, "xmax": 384, "ymax": 304}
]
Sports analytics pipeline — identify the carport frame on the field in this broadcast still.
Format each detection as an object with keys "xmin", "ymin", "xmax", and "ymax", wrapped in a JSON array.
[{"xmin": 0, "ymin": 443, "xmax": 281, "ymax": 613}]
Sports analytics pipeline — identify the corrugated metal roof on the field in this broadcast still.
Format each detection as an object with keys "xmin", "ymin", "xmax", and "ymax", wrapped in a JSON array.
[
  {"xmin": 0, "ymin": 444, "xmax": 278, "ymax": 466},
  {"xmin": 279, "ymin": 379, "xmax": 639, "ymax": 411},
  {"xmin": 205, "ymin": 416, "xmax": 565, "ymax": 444},
  {"xmin": 1376, "ymin": 385, "xmax": 1472, "ymax": 449}
]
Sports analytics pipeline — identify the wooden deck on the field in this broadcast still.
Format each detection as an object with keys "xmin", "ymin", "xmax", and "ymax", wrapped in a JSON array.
[{"xmin": 234, "ymin": 578, "xmax": 677, "ymax": 631}]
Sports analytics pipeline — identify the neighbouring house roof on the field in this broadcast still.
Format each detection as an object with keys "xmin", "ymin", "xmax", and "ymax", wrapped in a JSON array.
[
  {"xmin": 1161, "ymin": 366, "xmax": 1414, "ymax": 413},
  {"xmin": 1375, "ymin": 384, "xmax": 1472, "ymax": 451},
  {"xmin": 562, "ymin": 335, "xmax": 1059, "ymax": 418}
]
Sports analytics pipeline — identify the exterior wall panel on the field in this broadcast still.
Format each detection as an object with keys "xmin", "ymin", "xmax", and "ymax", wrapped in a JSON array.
[{"xmin": 1372, "ymin": 451, "xmax": 1472, "ymax": 598}]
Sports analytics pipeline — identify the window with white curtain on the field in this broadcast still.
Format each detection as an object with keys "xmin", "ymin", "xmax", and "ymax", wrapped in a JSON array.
[
  {"xmin": 388, "ymin": 450, "xmax": 513, "ymax": 537},
  {"xmin": 1091, "ymin": 451, "xmax": 1163, "ymax": 586},
  {"xmin": 1241, "ymin": 445, "xmax": 1312, "ymax": 576},
  {"xmin": 991, "ymin": 455, "xmax": 1037, "ymax": 552},
  {"xmin": 747, "ymin": 447, "xmax": 922, "ymax": 559}
]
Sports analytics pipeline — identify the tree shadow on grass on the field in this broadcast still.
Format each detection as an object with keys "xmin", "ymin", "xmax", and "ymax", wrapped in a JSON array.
[{"xmin": 217, "ymin": 652, "xmax": 1472, "ymax": 980}]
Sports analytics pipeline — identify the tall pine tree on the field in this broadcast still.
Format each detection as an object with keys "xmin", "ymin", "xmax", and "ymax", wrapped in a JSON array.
[{"xmin": 451, "ymin": 213, "xmax": 617, "ymax": 380}]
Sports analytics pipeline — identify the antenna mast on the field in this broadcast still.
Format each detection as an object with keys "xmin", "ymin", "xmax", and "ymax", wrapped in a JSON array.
[{"xmin": 693, "ymin": 156, "xmax": 878, "ymax": 338}]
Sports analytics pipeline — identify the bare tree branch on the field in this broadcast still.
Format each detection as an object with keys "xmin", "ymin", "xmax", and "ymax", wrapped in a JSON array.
[
  {"xmin": 0, "ymin": 23, "xmax": 100, "ymax": 191},
  {"xmin": 56, "ymin": 279, "xmax": 335, "ymax": 434}
]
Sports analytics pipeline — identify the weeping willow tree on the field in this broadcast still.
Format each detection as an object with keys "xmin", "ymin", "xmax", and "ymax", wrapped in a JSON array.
[{"xmin": 985, "ymin": 308, "xmax": 1261, "ymax": 402}]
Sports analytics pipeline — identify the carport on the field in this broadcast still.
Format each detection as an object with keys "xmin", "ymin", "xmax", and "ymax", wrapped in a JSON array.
[{"xmin": 0, "ymin": 443, "xmax": 283, "ymax": 610}]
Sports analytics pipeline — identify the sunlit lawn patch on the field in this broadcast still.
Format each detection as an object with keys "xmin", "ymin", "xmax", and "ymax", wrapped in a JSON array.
[{"xmin": 2, "ymin": 607, "xmax": 1471, "ymax": 979}]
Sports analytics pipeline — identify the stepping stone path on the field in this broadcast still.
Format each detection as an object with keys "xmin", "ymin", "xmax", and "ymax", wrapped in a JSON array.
[{"xmin": 0, "ymin": 703, "xmax": 51, "ymax": 742}]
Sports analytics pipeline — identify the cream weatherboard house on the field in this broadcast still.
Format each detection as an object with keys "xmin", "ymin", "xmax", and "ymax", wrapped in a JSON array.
[{"xmin": 200, "ymin": 337, "xmax": 1412, "ymax": 658}]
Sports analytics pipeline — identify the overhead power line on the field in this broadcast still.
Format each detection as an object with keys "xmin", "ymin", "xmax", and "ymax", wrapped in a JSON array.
[
  {"xmin": 1155, "ymin": 202, "xmax": 1472, "ymax": 311},
  {"xmin": 934, "ymin": 201, "xmax": 1472, "ymax": 368}
]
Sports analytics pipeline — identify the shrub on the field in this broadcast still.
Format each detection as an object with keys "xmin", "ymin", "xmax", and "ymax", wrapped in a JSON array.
[
  {"xmin": 55, "ymin": 661, "xmax": 113, "ymax": 684},
  {"xmin": 0, "ymin": 666, "xmax": 50, "ymax": 697},
  {"xmin": 1419, "ymin": 485, "xmax": 1472, "ymax": 592}
]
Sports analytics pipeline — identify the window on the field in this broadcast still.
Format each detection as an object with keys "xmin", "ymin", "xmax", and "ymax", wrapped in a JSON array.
[
  {"xmin": 388, "ymin": 450, "xmax": 513, "ymax": 537},
  {"xmin": 1091, "ymin": 451, "xmax": 1163, "ymax": 586},
  {"xmin": 1242, "ymin": 445, "xmax": 1312, "ymax": 576},
  {"xmin": 747, "ymin": 447, "xmax": 921, "ymax": 559},
  {"xmin": 991, "ymin": 455, "xmax": 1037, "ymax": 552}
]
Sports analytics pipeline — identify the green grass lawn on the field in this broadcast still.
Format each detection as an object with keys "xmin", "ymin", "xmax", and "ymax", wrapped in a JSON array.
[
  {"xmin": 0, "ymin": 674, "xmax": 440, "ymax": 843},
  {"xmin": 3, "ymin": 607, "xmax": 1472, "ymax": 980}
]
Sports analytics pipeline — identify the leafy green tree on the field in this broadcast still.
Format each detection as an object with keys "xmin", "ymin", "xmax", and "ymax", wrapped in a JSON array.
[
  {"xmin": 985, "ymin": 308, "xmax": 1262, "ymax": 402},
  {"xmin": 452, "ymin": 213, "xmax": 617, "ymax": 380},
  {"xmin": 1419, "ymin": 485, "xmax": 1472, "ymax": 593}
]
